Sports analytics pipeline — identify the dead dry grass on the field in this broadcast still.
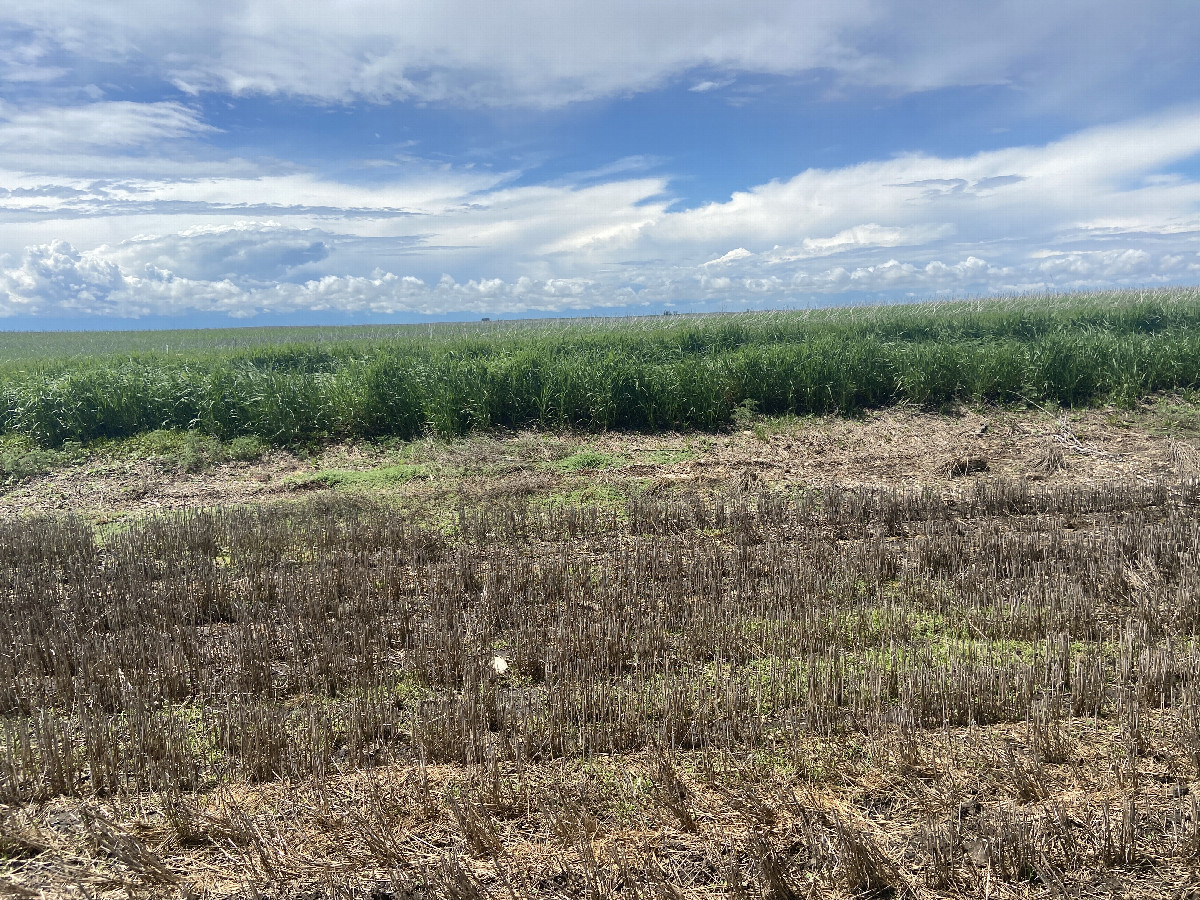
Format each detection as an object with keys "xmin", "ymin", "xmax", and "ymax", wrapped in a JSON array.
[
  {"xmin": 5, "ymin": 399, "xmax": 1200, "ymax": 898},
  {"xmin": 8, "ymin": 722, "xmax": 1200, "ymax": 898}
]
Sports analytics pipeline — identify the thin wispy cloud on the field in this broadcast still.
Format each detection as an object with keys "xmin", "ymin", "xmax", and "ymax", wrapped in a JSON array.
[{"xmin": 0, "ymin": 100, "xmax": 215, "ymax": 152}]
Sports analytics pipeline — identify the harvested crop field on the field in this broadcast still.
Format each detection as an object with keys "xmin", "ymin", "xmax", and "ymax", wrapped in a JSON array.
[{"xmin": 4, "ymin": 398, "xmax": 1200, "ymax": 898}]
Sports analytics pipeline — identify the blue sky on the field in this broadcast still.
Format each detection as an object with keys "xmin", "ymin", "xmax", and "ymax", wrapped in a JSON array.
[{"xmin": 1, "ymin": 1, "xmax": 1200, "ymax": 328}]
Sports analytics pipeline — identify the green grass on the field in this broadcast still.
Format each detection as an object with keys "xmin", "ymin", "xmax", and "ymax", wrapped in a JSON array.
[
  {"xmin": 118, "ymin": 429, "xmax": 269, "ymax": 472},
  {"xmin": 1149, "ymin": 393, "xmax": 1200, "ymax": 435},
  {"xmin": 0, "ymin": 435, "xmax": 85, "ymax": 482},
  {"xmin": 3, "ymin": 288, "xmax": 1200, "ymax": 448},
  {"xmin": 555, "ymin": 450, "xmax": 627, "ymax": 472},
  {"xmin": 541, "ymin": 481, "xmax": 626, "ymax": 508}
]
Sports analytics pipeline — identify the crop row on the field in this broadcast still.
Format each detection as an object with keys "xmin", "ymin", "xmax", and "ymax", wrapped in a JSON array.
[{"xmin": 3, "ymin": 290, "xmax": 1200, "ymax": 445}]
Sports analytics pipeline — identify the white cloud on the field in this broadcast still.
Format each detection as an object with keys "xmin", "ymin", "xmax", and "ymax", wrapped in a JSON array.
[
  {"xmin": 0, "ymin": 239, "xmax": 127, "ymax": 315},
  {"xmin": 0, "ymin": 243, "xmax": 628, "ymax": 319},
  {"xmin": 1, "ymin": 0, "xmax": 870, "ymax": 106},
  {"xmin": 795, "ymin": 256, "xmax": 995, "ymax": 294},
  {"xmin": 0, "ymin": 30, "xmax": 69, "ymax": 84},
  {"xmin": 630, "ymin": 107, "xmax": 1200, "ymax": 261},
  {"xmin": 772, "ymin": 223, "xmax": 957, "ymax": 260},
  {"xmin": 0, "ymin": 101, "xmax": 215, "ymax": 152},
  {"xmin": 2, "ymin": 1, "xmax": 1194, "ymax": 109},
  {"xmin": 102, "ymin": 222, "xmax": 331, "ymax": 283},
  {"xmin": 1, "ymin": 2, "xmax": 1196, "ymax": 324},
  {"xmin": 689, "ymin": 78, "xmax": 734, "ymax": 93},
  {"xmin": 1033, "ymin": 249, "xmax": 1157, "ymax": 283},
  {"xmin": 703, "ymin": 248, "xmax": 753, "ymax": 266}
]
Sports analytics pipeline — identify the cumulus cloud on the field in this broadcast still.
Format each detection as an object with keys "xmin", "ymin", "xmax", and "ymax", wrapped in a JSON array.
[
  {"xmin": 3, "ymin": 240, "xmax": 1195, "ymax": 322},
  {"xmin": 0, "ymin": 240, "xmax": 127, "ymax": 315},
  {"xmin": 0, "ymin": 243, "xmax": 626, "ymax": 319},
  {"xmin": 632, "ymin": 108, "xmax": 1200, "ymax": 262},
  {"xmin": 103, "ymin": 222, "xmax": 330, "ymax": 283},
  {"xmin": 1033, "ymin": 249, "xmax": 1157, "ymax": 283},
  {"xmin": 1, "ymin": 0, "xmax": 1197, "ymax": 326}
]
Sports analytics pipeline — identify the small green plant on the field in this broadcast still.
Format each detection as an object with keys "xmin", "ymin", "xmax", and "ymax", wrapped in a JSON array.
[
  {"xmin": 123, "ymin": 429, "xmax": 265, "ymax": 472},
  {"xmin": 731, "ymin": 399, "xmax": 772, "ymax": 440},
  {"xmin": 1152, "ymin": 394, "xmax": 1200, "ymax": 435},
  {"xmin": 226, "ymin": 435, "xmax": 268, "ymax": 462},
  {"xmin": 731, "ymin": 398, "xmax": 760, "ymax": 431},
  {"xmin": 556, "ymin": 450, "xmax": 625, "ymax": 472},
  {"xmin": 129, "ymin": 429, "xmax": 185, "ymax": 456},
  {"xmin": 179, "ymin": 431, "xmax": 226, "ymax": 473}
]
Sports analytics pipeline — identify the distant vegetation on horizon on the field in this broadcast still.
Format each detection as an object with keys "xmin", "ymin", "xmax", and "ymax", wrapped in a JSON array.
[{"xmin": 2, "ymin": 288, "xmax": 1200, "ymax": 447}]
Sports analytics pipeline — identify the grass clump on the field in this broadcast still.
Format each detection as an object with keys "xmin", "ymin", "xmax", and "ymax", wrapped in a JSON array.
[
  {"xmin": 0, "ymin": 436, "xmax": 84, "ymax": 482},
  {"xmin": 556, "ymin": 449, "xmax": 627, "ymax": 472},
  {"xmin": 227, "ymin": 435, "xmax": 268, "ymax": 462},
  {"xmin": 124, "ymin": 429, "xmax": 269, "ymax": 473},
  {"xmin": 1151, "ymin": 393, "xmax": 1200, "ymax": 435}
]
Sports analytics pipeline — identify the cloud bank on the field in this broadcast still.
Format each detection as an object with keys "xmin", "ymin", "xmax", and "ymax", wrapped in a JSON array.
[{"xmin": 2, "ymin": 107, "xmax": 1199, "ymax": 320}]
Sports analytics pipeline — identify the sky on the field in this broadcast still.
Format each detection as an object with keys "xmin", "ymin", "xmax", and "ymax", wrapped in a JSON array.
[{"xmin": 1, "ymin": 1, "xmax": 1200, "ymax": 329}]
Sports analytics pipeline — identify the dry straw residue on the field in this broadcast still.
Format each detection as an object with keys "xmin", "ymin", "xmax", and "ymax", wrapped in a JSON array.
[{"xmin": 4, "ymin": 471, "xmax": 1200, "ymax": 895}]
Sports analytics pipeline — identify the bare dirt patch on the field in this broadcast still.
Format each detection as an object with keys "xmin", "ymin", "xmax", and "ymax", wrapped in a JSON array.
[{"xmin": 0, "ymin": 452, "xmax": 306, "ymax": 522}]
